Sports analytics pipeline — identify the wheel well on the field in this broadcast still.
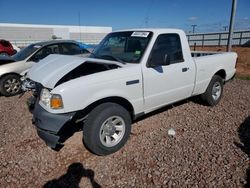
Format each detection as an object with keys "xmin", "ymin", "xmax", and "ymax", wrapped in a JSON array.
[
  {"xmin": 214, "ymin": 69, "xmax": 226, "ymax": 80},
  {"xmin": 0, "ymin": 73, "xmax": 21, "ymax": 80},
  {"xmin": 74, "ymin": 97, "xmax": 135, "ymax": 121},
  {"xmin": 0, "ymin": 51, "xmax": 9, "ymax": 55}
]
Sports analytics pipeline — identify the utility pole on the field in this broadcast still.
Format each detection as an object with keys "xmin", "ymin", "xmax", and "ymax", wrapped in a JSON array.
[
  {"xmin": 227, "ymin": 0, "xmax": 237, "ymax": 52},
  {"xmin": 223, "ymin": 26, "xmax": 228, "ymax": 31},
  {"xmin": 191, "ymin": 25, "xmax": 197, "ymax": 33}
]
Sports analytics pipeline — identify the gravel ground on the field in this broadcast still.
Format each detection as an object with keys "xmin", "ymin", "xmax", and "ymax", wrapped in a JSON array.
[{"xmin": 0, "ymin": 79, "xmax": 250, "ymax": 188}]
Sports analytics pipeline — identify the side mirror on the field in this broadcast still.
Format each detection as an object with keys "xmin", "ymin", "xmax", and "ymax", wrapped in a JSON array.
[{"xmin": 147, "ymin": 53, "xmax": 170, "ymax": 68}]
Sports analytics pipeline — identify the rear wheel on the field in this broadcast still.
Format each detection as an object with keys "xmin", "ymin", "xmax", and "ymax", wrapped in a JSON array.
[
  {"xmin": 201, "ymin": 75, "xmax": 223, "ymax": 106},
  {"xmin": 0, "ymin": 74, "xmax": 22, "ymax": 96},
  {"xmin": 0, "ymin": 52, "xmax": 9, "ymax": 56},
  {"xmin": 83, "ymin": 102, "xmax": 131, "ymax": 155}
]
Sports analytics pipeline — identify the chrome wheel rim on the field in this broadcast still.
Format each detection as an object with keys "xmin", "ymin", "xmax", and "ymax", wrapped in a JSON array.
[
  {"xmin": 99, "ymin": 116, "xmax": 125, "ymax": 147},
  {"xmin": 4, "ymin": 78, "xmax": 21, "ymax": 94},
  {"xmin": 212, "ymin": 81, "xmax": 221, "ymax": 101}
]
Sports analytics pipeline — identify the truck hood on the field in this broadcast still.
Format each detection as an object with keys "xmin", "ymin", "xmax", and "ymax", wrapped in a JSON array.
[{"xmin": 28, "ymin": 54, "xmax": 127, "ymax": 88}]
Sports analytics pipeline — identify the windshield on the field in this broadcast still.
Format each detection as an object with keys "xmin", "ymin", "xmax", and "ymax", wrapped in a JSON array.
[
  {"xmin": 12, "ymin": 44, "xmax": 41, "ymax": 61},
  {"xmin": 91, "ymin": 31, "xmax": 153, "ymax": 63}
]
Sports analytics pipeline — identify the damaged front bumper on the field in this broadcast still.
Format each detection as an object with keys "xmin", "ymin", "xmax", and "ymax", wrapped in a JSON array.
[{"xmin": 31, "ymin": 101, "xmax": 76, "ymax": 150}]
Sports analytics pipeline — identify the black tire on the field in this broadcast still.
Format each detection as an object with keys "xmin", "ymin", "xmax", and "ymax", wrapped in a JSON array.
[
  {"xmin": 0, "ymin": 52, "xmax": 9, "ymax": 56},
  {"xmin": 201, "ymin": 75, "xmax": 223, "ymax": 106},
  {"xmin": 83, "ymin": 102, "xmax": 131, "ymax": 156},
  {"xmin": 0, "ymin": 74, "xmax": 22, "ymax": 96}
]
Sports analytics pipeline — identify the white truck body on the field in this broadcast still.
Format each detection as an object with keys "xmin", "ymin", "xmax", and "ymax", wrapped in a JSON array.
[
  {"xmin": 26, "ymin": 28, "xmax": 237, "ymax": 155},
  {"xmin": 28, "ymin": 29, "xmax": 237, "ymax": 115}
]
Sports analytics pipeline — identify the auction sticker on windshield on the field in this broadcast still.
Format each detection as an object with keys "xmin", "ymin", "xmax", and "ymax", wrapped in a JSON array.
[
  {"xmin": 34, "ymin": 45, "xmax": 42, "ymax": 48},
  {"xmin": 131, "ymin": 32, "xmax": 150, "ymax": 37}
]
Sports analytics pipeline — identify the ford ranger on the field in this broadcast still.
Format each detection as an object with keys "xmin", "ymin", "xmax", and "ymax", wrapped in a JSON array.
[{"xmin": 24, "ymin": 29, "xmax": 237, "ymax": 155}]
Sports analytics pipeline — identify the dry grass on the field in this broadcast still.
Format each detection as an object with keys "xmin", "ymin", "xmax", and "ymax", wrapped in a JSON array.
[{"xmin": 192, "ymin": 46, "xmax": 250, "ymax": 80}]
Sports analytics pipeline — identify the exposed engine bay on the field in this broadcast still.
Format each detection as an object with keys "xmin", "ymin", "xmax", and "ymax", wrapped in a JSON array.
[
  {"xmin": 22, "ymin": 61, "xmax": 120, "ymax": 93},
  {"xmin": 56, "ymin": 61, "xmax": 120, "ymax": 86}
]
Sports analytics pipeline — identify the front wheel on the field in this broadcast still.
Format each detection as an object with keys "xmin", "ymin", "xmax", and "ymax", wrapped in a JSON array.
[
  {"xmin": 201, "ymin": 75, "xmax": 224, "ymax": 106},
  {"xmin": 0, "ymin": 74, "xmax": 22, "ymax": 96},
  {"xmin": 83, "ymin": 103, "xmax": 131, "ymax": 155}
]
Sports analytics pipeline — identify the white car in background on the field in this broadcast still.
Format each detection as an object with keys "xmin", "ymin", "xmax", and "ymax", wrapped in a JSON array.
[{"xmin": 0, "ymin": 40, "xmax": 89, "ymax": 96}]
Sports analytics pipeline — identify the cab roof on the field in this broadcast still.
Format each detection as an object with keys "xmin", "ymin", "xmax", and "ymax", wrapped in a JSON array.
[{"xmin": 32, "ymin": 40, "xmax": 80, "ymax": 47}]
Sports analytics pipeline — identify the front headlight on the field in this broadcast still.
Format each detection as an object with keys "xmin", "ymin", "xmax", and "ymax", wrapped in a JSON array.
[
  {"xmin": 40, "ymin": 88, "xmax": 63, "ymax": 109},
  {"xmin": 40, "ymin": 88, "xmax": 52, "ymax": 107}
]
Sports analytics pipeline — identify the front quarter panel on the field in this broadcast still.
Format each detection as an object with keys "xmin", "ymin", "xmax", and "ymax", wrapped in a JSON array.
[
  {"xmin": 47, "ymin": 65, "xmax": 144, "ymax": 115},
  {"xmin": 0, "ymin": 60, "xmax": 27, "ymax": 76}
]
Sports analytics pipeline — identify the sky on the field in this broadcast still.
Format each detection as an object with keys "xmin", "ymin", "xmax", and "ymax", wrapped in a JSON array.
[{"xmin": 0, "ymin": 0, "xmax": 249, "ymax": 33}]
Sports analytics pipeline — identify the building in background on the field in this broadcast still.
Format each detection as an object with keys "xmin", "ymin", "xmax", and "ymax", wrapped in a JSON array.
[{"xmin": 0, "ymin": 23, "xmax": 112, "ymax": 47}]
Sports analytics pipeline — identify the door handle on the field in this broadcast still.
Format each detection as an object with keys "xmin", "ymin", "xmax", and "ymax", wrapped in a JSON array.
[{"xmin": 182, "ymin": 67, "xmax": 189, "ymax": 72}]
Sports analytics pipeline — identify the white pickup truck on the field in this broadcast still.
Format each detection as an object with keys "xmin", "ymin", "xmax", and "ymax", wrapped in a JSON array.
[{"xmin": 25, "ymin": 29, "xmax": 237, "ymax": 155}]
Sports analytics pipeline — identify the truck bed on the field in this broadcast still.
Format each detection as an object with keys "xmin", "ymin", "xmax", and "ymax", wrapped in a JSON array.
[
  {"xmin": 191, "ymin": 51, "xmax": 221, "ymax": 57},
  {"xmin": 191, "ymin": 51, "xmax": 237, "ymax": 96}
]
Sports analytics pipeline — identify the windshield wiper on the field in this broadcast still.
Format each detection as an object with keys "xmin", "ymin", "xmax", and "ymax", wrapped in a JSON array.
[{"xmin": 99, "ymin": 54, "xmax": 126, "ymax": 64}]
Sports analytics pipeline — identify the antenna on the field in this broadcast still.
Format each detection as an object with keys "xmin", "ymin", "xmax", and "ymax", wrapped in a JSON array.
[
  {"xmin": 144, "ymin": 0, "xmax": 154, "ymax": 27},
  {"xmin": 78, "ymin": 11, "xmax": 82, "ymax": 42},
  {"xmin": 145, "ymin": 16, "xmax": 149, "ymax": 27}
]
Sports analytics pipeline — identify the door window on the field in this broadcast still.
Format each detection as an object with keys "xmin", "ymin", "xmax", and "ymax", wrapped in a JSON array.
[
  {"xmin": 149, "ymin": 34, "xmax": 184, "ymax": 66},
  {"xmin": 31, "ymin": 44, "xmax": 59, "ymax": 62},
  {"xmin": 60, "ymin": 43, "xmax": 82, "ymax": 55}
]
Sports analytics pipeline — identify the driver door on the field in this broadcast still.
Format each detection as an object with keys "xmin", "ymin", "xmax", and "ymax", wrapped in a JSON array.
[{"xmin": 142, "ymin": 33, "xmax": 195, "ymax": 112}]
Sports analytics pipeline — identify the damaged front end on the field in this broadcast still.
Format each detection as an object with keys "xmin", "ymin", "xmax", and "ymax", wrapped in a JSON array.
[
  {"xmin": 26, "ymin": 54, "xmax": 123, "ymax": 89},
  {"xmin": 32, "ymin": 102, "xmax": 77, "ymax": 150},
  {"xmin": 24, "ymin": 55, "xmax": 123, "ymax": 151},
  {"xmin": 55, "ymin": 61, "xmax": 120, "ymax": 86},
  {"xmin": 21, "ymin": 77, "xmax": 43, "ymax": 113},
  {"xmin": 25, "ymin": 84, "xmax": 81, "ymax": 151}
]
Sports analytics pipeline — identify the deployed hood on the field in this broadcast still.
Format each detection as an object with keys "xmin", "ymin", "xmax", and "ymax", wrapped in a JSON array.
[
  {"xmin": 0, "ymin": 56, "xmax": 16, "ymax": 65},
  {"xmin": 28, "ymin": 54, "xmax": 125, "ymax": 88}
]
